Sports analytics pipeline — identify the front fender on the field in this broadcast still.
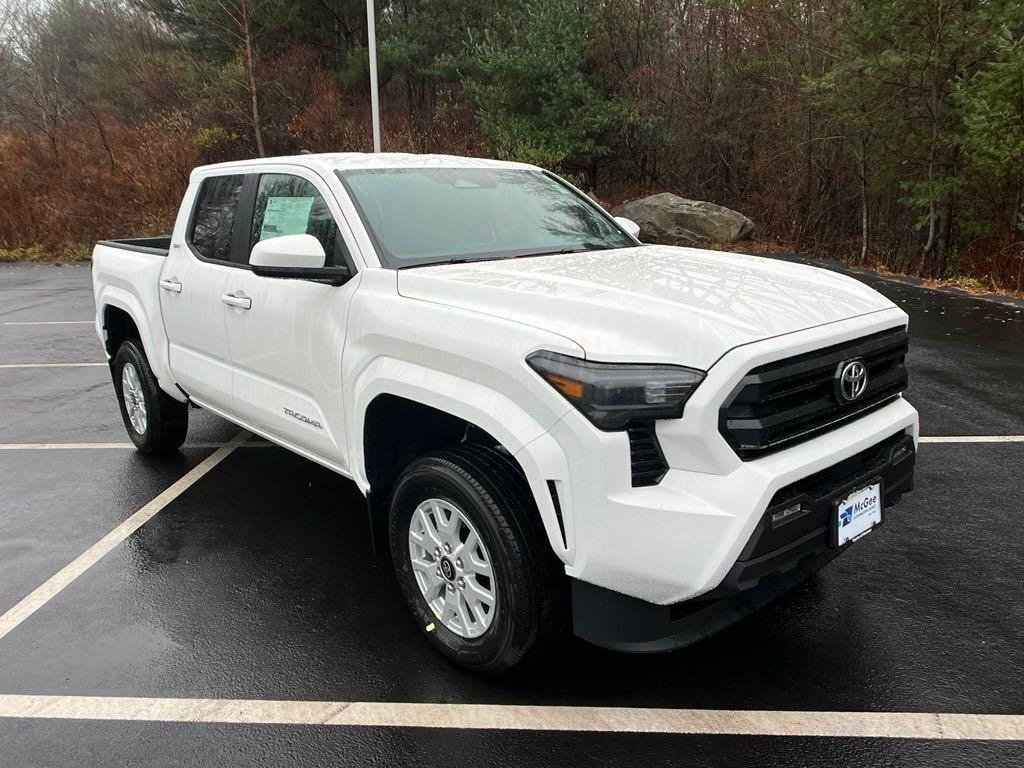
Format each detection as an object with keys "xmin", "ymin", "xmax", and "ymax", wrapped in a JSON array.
[{"xmin": 350, "ymin": 357, "xmax": 574, "ymax": 562}]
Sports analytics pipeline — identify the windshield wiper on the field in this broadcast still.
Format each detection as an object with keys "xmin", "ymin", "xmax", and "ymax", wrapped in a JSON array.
[
  {"xmin": 399, "ymin": 243, "xmax": 618, "ymax": 269},
  {"xmin": 403, "ymin": 250, "xmax": 574, "ymax": 269},
  {"xmin": 509, "ymin": 242, "xmax": 616, "ymax": 260}
]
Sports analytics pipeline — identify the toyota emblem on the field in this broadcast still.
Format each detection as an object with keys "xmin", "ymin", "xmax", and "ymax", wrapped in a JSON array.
[{"xmin": 836, "ymin": 359, "xmax": 869, "ymax": 402}]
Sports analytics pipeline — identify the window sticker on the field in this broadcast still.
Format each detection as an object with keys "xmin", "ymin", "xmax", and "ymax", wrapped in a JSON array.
[{"xmin": 259, "ymin": 196, "xmax": 314, "ymax": 241}]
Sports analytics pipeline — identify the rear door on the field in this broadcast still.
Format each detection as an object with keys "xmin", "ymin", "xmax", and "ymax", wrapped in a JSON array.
[
  {"xmin": 159, "ymin": 174, "xmax": 245, "ymax": 413},
  {"xmin": 222, "ymin": 168, "xmax": 361, "ymax": 469}
]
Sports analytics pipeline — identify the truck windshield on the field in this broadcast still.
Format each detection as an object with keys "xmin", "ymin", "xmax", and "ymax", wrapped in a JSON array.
[{"xmin": 336, "ymin": 168, "xmax": 635, "ymax": 268}]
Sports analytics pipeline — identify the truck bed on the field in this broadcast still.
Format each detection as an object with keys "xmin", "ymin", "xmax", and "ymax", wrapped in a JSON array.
[
  {"xmin": 96, "ymin": 236, "xmax": 171, "ymax": 256},
  {"xmin": 91, "ymin": 238, "xmax": 176, "ymax": 386}
]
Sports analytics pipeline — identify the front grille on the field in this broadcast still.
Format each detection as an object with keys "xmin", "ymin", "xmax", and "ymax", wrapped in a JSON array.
[
  {"xmin": 719, "ymin": 327, "xmax": 909, "ymax": 460},
  {"xmin": 628, "ymin": 423, "xmax": 668, "ymax": 486}
]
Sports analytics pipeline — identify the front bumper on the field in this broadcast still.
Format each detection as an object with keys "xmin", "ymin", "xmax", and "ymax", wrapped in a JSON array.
[
  {"xmin": 510, "ymin": 310, "xmax": 920, "ymax": 649},
  {"xmin": 513, "ymin": 311, "xmax": 919, "ymax": 605},
  {"xmin": 571, "ymin": 430, "xmax": 916, "ymax": 652},
  {"xmin": 534, "ymin": 394, "xmax": 917, "ymax": 606}
]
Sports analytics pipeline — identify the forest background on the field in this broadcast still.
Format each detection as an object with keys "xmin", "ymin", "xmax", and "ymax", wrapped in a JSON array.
[{"xmin": 2, "ymin": 0, "xmax": 1023, "ymax": 294}]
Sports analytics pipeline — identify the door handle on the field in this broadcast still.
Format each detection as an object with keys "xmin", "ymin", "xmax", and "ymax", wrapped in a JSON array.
[
  {"xmin": 221, "ymin": 292, "xmax": 252, "ymax": 310},
  {"xmin": 159, "ymin": 279, "xmax": 182, "ymax": 293}
]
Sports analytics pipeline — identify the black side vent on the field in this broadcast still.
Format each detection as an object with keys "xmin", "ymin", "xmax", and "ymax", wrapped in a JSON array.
[
  {"xmin": 627, "ymin": 423, "xmax": 668, "ymax": 487},
  {"xmin": 546, "ymin": 480, "xmax": 567, "ymax": 548}
]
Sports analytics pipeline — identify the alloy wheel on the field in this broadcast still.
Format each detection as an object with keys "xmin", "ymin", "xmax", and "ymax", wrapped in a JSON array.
[
  {"xmin": 121, "ymin": 362, "xmax": 148, "ymax": 435},
  {"xmin": 407, "ymin": 497, "xmax": 497, "ymax": 638}
]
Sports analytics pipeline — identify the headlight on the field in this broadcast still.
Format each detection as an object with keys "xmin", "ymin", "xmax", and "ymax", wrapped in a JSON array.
[{"xmin": 526, "ymin": 350, "xmax": 705, "ymax": 430}]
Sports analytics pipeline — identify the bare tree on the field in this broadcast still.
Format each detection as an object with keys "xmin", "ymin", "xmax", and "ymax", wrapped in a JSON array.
[
  {"xmin": 4, "ymin": 2, "xmax": 73, "ymax": 165},
  {"xmin": 226, "ymin": 0, "xmax": 265, "ymax": 156},
  {"xmin": 173, "ymin": 0, "xmax": 268, "ymax": 156},
  {"xmin": 0, "ymin": 0, "xmax": 16, "ymax": 116}
]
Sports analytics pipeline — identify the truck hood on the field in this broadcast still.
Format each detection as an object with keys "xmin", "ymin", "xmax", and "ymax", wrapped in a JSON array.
[{"xmin": 396, "ymin": 245, "xmax": 897, "ymax": 369}]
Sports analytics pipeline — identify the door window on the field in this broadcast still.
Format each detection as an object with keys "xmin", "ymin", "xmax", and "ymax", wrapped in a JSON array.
[
  {"xmin": 189, "ymin": 175, "xmax": 245, "ymax": 263},
  {"xmin": 250, "ymin": 174, "xmax": 350, "ymax": 267}
]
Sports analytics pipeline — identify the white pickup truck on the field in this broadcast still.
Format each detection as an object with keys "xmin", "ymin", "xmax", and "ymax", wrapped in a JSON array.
[{"xmin": 92, "ymin": 153, "xmax": 918, "ymax": 673}]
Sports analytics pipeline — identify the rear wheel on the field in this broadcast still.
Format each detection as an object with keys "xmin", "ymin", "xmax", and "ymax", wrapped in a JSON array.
[
  {"xmin": 388, "ymin": 445, "xmax": 566, "ymax": 674},
  {"xmin": 113, "ymin": 339, "xmax": 187, "ymax": 455}
]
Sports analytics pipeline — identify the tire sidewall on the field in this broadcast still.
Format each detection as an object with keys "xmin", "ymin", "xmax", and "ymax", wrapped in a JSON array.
[
  {"xmin": 389, "ymin": 462, "xmax": 521, "ymax": 671},
  {"xmin": 113, "ymin": 341, "xmax": 153, "ymax": 450}
]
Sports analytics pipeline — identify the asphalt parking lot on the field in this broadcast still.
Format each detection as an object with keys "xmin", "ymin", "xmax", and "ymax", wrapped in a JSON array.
[{"xmin": 0, "ymin": 260, "xmax": 1022, "ymax": 766}]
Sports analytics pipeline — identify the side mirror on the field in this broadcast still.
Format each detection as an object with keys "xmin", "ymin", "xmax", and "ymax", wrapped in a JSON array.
[
  {"xmin": 250, "ymin": 234, "xmax": 326, "ymax": 269},
  {"xmin": 249, "ymin": 234, "xmax": 352, "ymax": 285},
  {"xmin": 615, "ymin": 216, "xmax": 641, "ymax": 240}
]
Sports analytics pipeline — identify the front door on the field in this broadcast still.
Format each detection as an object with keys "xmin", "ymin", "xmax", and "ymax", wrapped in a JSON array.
[
  {"xmin": 159, "ymin": 174, "xmax": 245, "ymax": 413},
  {"xmin": 223, "ymin": 170, "xmax": 360, "ymax": 469}
]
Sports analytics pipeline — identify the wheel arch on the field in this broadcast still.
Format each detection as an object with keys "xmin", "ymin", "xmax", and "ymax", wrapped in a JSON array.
[
  {"xmin": 98, "ymin": 289, "xmax": 182, "ymax": 402},
  {"xmin": 101, "ymin": 304, "xmax": 141, "ymax": 359},
  {"xmin": 356, "ymin": 384, "xmax": 570, "ymax": 565}
]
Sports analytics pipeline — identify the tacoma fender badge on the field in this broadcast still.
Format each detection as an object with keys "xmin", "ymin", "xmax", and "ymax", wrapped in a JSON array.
[{"xmin": 284, "ymin": 407, "xmax": 323, "ymax": 430}]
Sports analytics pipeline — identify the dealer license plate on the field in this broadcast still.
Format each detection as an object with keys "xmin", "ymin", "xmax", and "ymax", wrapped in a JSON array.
[{"xmin": 834, "ymin": 482, "xmax": 882, "ymax": 547}]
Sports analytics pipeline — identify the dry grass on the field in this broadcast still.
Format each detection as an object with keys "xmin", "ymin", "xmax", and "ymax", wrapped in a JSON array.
[
  {"xmin": 0, "ymin": 244, "xmax": 90, "ymax": 262},
  {"xmin": 922, "ymin": 276, "xmax": 1024, "ymax": 300}
]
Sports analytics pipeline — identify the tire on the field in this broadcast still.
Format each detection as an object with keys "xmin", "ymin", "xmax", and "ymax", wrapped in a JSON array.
[
  {"xmin": 113, "ymin": 339, "xmax": 188, "ymax": 455},
  {"xmin": 388, "ymin": 445, "xmax": 567, "ymax": 674}
]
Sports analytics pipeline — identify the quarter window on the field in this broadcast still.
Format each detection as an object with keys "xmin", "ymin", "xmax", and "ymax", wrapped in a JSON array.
[
  {"xmin": 189, "ymin": 175, "xmax": 244, "ymax": 262},
  {"xmin": 250, "ymin": 174, "xmax": 349, "ymax": 267}
]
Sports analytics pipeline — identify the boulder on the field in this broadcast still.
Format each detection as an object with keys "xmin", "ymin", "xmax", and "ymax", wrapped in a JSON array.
[{"xmin": 611, "ymin": 193, "xmax": 754, "ymax": 246}]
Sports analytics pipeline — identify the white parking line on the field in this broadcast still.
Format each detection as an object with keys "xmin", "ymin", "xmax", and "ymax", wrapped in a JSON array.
[
  {"xmin": 0, "ymin": 431, "xmax": 249, "ymax": 643},
  {"xmin": 919, "ymin": 435, "xmax": 1024, "ymax": 443},
  {"xmin": 0, "ymin": 442, "xmax": 272, "ymax": 450},
  {"xmin": 0, "ymin": 437, "xmax": 1020, "ymax": 450},
  {"xmin": 0, "ymin": 695, "xmax": 1019, "ymax": 740},
  {"xmin": 0, "ymin": 442, "xmax": 150, "ymax": 450},
  {"xmin": 3, "ymin": 320, "xmax": 94, "ymax": 326},
  {"xmin": 0, "ymin": 363, "xmax": 106, "ymax": 368}
]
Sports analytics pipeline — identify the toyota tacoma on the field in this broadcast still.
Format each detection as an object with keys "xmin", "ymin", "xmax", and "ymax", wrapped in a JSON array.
[{"xmin": 91, "ymin": 153, "xmax": 918, "ymax": 673}]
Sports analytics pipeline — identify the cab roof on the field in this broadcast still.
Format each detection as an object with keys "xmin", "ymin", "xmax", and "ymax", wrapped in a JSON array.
[{"xmin": 191, "ymin": 152, "xmax": 539, "ymax": 182}]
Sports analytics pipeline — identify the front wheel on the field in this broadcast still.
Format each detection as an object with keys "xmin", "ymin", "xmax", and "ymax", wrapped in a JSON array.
[
  {"xmin": 113, "ymin": 339, "xmax": 188, "ymax": 455},
  {"xmin": 388, "ymin": 445, "xmax": 566, "ymax": 674}
]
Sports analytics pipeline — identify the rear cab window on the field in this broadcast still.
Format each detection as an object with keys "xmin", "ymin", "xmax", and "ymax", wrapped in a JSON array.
[{"xmin": 188, "ymin": 175, "xmax": 245, "ymax": 263}]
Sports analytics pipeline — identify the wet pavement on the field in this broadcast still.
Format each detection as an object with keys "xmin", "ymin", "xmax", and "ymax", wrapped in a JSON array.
[
  {"xmin": 4, "ymin": 720, "xmax": 1022, "ymax": 768},
  {"xmin": 0, "ymin": 261, "xmax": 1022, "ymax": 765}
]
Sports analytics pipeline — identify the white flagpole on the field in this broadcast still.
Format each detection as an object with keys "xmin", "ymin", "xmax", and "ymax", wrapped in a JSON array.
[{"xmin": 366, "ymin": 0, "xmax": 381, "ymax": 153}]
